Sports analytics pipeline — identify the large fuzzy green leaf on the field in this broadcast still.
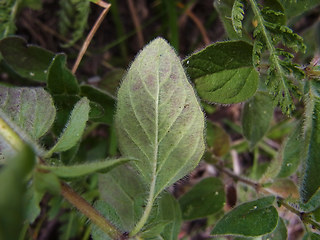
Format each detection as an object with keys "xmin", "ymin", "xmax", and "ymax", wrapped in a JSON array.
[
  {"xmin": 300, "ymin": 81, "xmax": 320, "ymax": 203},
  {"xmin": 0, "ymin": 36, "xmax": 55, "ymax": 82},
  {"xmin": 184, "ymin": 41, "xmax": 258, "ymax": 104},
  {"xmin": 242, "ymin": 92, "xmax": 274, "ymax": 149},
  {"xmin": 211, "ymin": 196, "xmax": 278, "ymax": 237},
  {"xmin": 0, "ymin": 86, "xmax": 56, "ymax": 140},
  {"xmin": 116, "ymin": 37, "xmax": 205, "ymax": 198},
  {"xmin": 179, "ymin": 177, "xmax": 225, "ymax": 220}
]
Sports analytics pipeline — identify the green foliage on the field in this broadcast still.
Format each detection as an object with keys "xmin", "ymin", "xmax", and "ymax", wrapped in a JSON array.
[
  {"xmin": 0, "ymin": 0, "xmax": 19, "ymax": 39},
  {"xmin": 179, "ymin": 177, "xmax": 225, "ymax": 220},
  {"xmin": 211, "ymin": 196, "xmax": 278, "ymax": 237},
  {"xmin": 58, "ymin": 0, "xmax": 90, "ymax": 47},
  {"xmin": 231, "ymin": 0, "xmax": 245, "ymax": 36},
  {"xmin": 185, "ymin": 40, "xmax": 259, "ymax": 104}
]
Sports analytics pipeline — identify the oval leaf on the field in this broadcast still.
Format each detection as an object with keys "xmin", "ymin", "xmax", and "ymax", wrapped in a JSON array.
[
  {"xmin": 116, "ymin": 37, "xmax": 205, "ymax": 197},
  {"xmin": 0, "ymin": 37, "xmax": 55, "ymax": 82},
  {"xmin": 184, "ymin": 41, "xmax": 258, "ymax": 104},
  {"xmin": 179, "ymin": 177, "xmax": 225, "ymax": 220},
  {"xmin": 46, "ymin": 97, "xmax": 90, "ymax": 156},
  {"xmin": 242, "ymin": 92, "xmax": 274, "ymax": 149},
  {"xmin": 39, "ymin": 158, "xmax": 134, "ymax": 178},
  {"xmin": 262, "ymin": 217, "xmax": 287, "ymax": 240},
  {"xmin": 211, "ymin": 196, "xmax": 278, "ymax": 237}
]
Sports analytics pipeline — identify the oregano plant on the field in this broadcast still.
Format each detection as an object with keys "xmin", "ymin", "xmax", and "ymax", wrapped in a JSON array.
[{"xmin": 1, "ymin": 0, "xmax": 320, "ymax": 240}]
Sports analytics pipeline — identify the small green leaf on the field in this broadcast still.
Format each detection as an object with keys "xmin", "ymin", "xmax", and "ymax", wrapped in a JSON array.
[
  {"xmin": 302, "ymin": 232, "xmax": 320, "ymax": 240},
  {"xmin": 211, "ymin": 196, "xmax": 278, "ymax": 237},
  {"xmin": 80, "ymin": 85, "xmax": 115, "ymax": 124},
  {"xmin": 231, "ymin": 0, "xmax": 244, "ymax": 36},
  {"xmin": 47, "ymin": 54, "xmax": 80, "ymax": 95},
  {"xmin": 241, "ymin": 92, "xmax": 274, "ymax": 148},
  {"xmin": 206, "ymin": 121, "xmax": 230, "ymax": 157},
  {"xmin": 179, "ymin": 177, "xmax": 225, "ymax": 220},
  {"xmin": 276, "ymin": 121, "xmax": 302, "ymax": 178},
  {"xmin": 25, "ymin": 185, "xmax": 44, "ymax": 223},
  {"xmin": 262, "ymin": 217, "xmax": 287, "ymax": 240},
  {"xmin": 0, "ymin": 86, "xmax": 56, "ymax": 140},
  {"xmin": 116, "ymin": 37, "xmax": 205, "ymax": 197},
  {"xmin": 46, "ymin": 97, "xmax": 90, "ymax": 156},
  {"xmin": 39, "ymin": 158, "xmax": 134, "ymax": 178},
  {"xmin": 0, "ymin": 36, "xmax": 55, "ymax": 82},
  {"xmin": 34, "ymin": 170, "xmax": 61, "ymax": 195},
  {"xmin": 141, "ymin": 220, "xmax": 169, "ymax": 238},
  {"xmin": 185, "ymin": 41, "xmax": 259, "ymax": 104}
]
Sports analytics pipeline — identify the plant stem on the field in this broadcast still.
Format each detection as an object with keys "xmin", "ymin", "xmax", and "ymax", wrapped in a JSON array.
[
  {"xmin": 72, "ymin": 2, "xmax": 111, "ymax": 74},
  {"xmin": 60, "ymin": 182, "xmax": 124, "ymax": 239}
]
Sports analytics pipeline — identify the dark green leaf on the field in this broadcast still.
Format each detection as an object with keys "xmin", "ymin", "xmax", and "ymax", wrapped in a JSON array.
[
  {"xmin": 211, "ymin": 196, "xmax": 278, "ymax": 237},
  {"xmin": 116, "ymin": 37, "xmax": 205, "ymax": 197},
  {"xmin": 179, "ymin": 177, "xmax": 225, "ymax": 220},
  {"xmin": 299, "ymin": 189, "xmax": 320, "ymax": 212},
  {"xmin": 0, "ymin": 36, "xmax": 55, "ymax": 82},
  {"xmin": 47, "ymin": 53, "xmax": 79, "ymax": 95},
  {"xmin": 46, "ymin": 97, "xmax": 90, "ymax": 156},
  {"xmin": 241, "ymin": 92, "xmax": 274, "ymax": 148},
  {"xmin": 39, "ymin": 157, "xmax": 134, "ymax": 178},
  {"xmin": 185, "ymin": 41, "xmax": 258, "ymax": 104},
  {"xmin": 0, "ymin": 145, "xmax": 35, "ymax": 240},
  {"xmin": 262, "ymin": 217, "xmax": 287, "ymax": 240},
  {"xmin": 206, "ymin": 121, "xmax": 230, "ymax": 157},
  {"xmin": 80, "ymin": 85, "xmax": 115, "ymax": 124},
  {"xmin": 279, "ymin": 0, "xmax": 320, "ymax": 18}
]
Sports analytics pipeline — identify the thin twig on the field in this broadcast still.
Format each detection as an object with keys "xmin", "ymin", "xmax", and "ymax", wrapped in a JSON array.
[
  {"xmin": 72, "ymin": 2, "xmax": 112, "ymax": 74},
  {"xmin": 127, "ymin": 0, "xmax": 144, "ymax": 48}
]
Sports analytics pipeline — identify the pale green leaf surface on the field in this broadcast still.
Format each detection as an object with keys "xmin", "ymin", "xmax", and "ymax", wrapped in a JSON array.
[
  {"xmin": 211, "ymin": 196, "xmax": 278, "ymax": 237},
  {"xmin": 47, "ymin": 97, "xmax": 90, "ymax": 156},
  {"xmin": 184, "ymin": 41, "xmax": 259, "ymax": 104},
  {"xmin": 0, "ymin": 36, "xmax": 55, "ymax": 82},
  {"xmin": 116, "ymin": 37, "xmax": 205, "ymax": 197},
  {"xmin": 40, "ymin": 158, "xmax": 134, "ymax": 178},
  {"xmin": 179, "ymin": 177, "xmax": 225, "ymax": 220},
  {"xmin": 98, "ymin": 165, "xmax": 147, "ymax": 231},
  {"xmin": 242, "ymin": 92, "xmax": 274, "ymax": 149},
  {"xmin": 0, "ymin": 86, "xmax": 56, "ymax": 140}
]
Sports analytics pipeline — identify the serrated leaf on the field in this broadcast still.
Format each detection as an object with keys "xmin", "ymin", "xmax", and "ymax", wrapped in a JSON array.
[
  {"xmin": 80, "ymin": 85, "xmax": 115, "ymax": 124},
  {"xmin": 39, "ymin": 157, "xmax": 134, "ymax": 178},
  {"xmin": 211, "ymin": 196, "xmax": 278, "ymax": 237},
  {"xmin": 206, "ymin": 121, "xmax": 230, "ymax": 157},
  {"xmin": 241, "ymin": 92, "xmax": 274, "ymax": 149},
  {"xmin": 179, "ymin": 177, "xmax": 225, "ymax": 220},
  {"xmin": 99, "ymin": 165, "xmax": 147, "ymax": 231},
  {"xmin": 47, "ymin": 53, "xmax": 79, "ymax": 95},
  {"xmin": 0, "ymin": 86, "xmax": 56, "ymax": 140},
  {"xmin": 184, "ymin": 41, "xmax": 259, "ymax": 104},
  {"xmin": 0, "ymin": 36, "xmax": 55, "ymax": 82},
  {"xmin": 262, "ymin": 217, "xmax": 287, "ymax": 240},
  {"xmin": 276, "ymin": 121, "xmax": 302, "ymax": 178},
  {"xmin": 303, "ymin": 232, "xmax": 320, "ymax": 240},
  {"xmin": 231, "ymin": 0, "xmax": 244, "ymax": 36},
  {"xmin": 46, "ymin": 97, "xmax": 90, "ymax": 156},
  {"xmin": 0, "ymin": 145, "xmax": 35, "ymax": 240},
  {"xmin": 300, "ymin": 81, "xmax": 320, "ymax": 203},
  {"xmin": 116, "ymin": 37, "xmax": 205, "ymax": 198}
]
